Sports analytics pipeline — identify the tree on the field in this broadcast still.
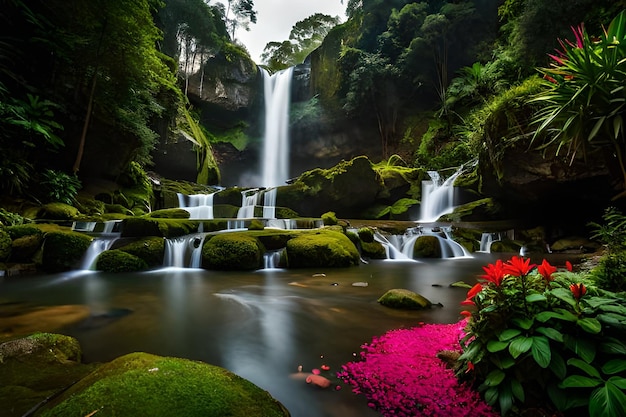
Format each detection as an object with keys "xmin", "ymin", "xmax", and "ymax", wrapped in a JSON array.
[
  {"xmin": 221, "ymin": 0, "xmax": 257, "ymax": 40},
  {"xmin": 531, "ymin": 11, "xmax": 626, "ymax": 200},
  {"xmin": 261, "ymin": 13, "xmax": 340, "ymax": 71}
]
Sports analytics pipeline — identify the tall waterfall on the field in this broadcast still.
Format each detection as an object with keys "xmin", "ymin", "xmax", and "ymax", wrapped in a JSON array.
[{"xmin": 261, "ymin": 67, "xmax": 294, "ymax": 188}]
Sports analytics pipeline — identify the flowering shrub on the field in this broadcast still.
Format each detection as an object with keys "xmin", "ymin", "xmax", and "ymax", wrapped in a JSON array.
[
  {"xmin": 459, "ymin": 256, "xmax": 626, "ymax": 416},
  {"xmin": 338, "ymin": 321, "xmax": 498, "ymax": 417}
]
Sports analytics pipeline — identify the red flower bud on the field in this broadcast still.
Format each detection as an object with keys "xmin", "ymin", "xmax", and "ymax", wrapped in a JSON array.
[{"xmin": 569, "ymin": 283, "xmax": 587, "ymax": 300}]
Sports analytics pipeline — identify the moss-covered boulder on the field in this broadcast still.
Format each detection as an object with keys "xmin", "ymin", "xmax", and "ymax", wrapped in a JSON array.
[
  {"xmin": 40, "ymin": 231, "xmax": 92, "ymax": 272},
  {"xmin": 0, "ymin": 228, "xmax": 11, "ymax": 261},
  {"xmin": 0, "ymin": 333, "xmax": 97, "ymax": 417},
  {"xmin": 202, "ymin": 233, "xmax": 264, "ymax": 270},
  {"xmin": 38, "ymin": 352, "xmax": 289, "ymax": 417},
  {"xmin": 361, "ymin": 240, "xmax": 387, "ymax": 259},
  {"xmin": 114, "ymin": 237, "xmax": 165, "ymax": 267},
  {"xmin": 10, "ymin": 234, "xmax": 43, "ymax": 263},
  {"xmin": 412, "ymin": 235, "xmax": 442, "ymax": 258},
  {"xmin": 286, "ymin": 230, "xmax": 360, "ymax": 268},
  {"xmin": 441, "ymin": 198, "xmax": 502, "ymax": 222},
  {"xmin": 490, "ymin": 239, "xmax": 523, "ymax": 253},
  {"xmin": 147, "ymin": 208, "xmax": 191, "ymax": 219},
  {"xmin": 378, "ymin": 289, "xmax": 432, "ymax": 310},
  {"xmin": 95, "ymin": 249, "xmax": 149, "ymax": 272},
  {"xmin": 36, "ymin": 203, "xmax": 81, "ymax": 220},
  {"xmin": 121, "ymin": 218, "xmax": 200, "ymax": 238}
]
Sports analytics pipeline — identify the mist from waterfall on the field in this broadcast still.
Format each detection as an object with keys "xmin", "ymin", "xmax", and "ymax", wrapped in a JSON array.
[{"xmin": 260, "ymin": 67, "xmax": 293, "ymax": 188}]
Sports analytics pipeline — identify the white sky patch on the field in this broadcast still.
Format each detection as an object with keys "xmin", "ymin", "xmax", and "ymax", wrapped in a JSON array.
[{"xmin": 234, "ymin": 0, "xmax": 347, "ymax": 64}]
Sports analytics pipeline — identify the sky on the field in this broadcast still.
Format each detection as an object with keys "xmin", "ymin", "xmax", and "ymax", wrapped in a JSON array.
[{"xmin": 234, "ymin": 0, "xmax": 347, "ymax": 64}]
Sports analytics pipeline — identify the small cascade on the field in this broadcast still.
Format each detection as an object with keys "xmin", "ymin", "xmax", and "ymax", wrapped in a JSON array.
[
  {"xmin": 376, "ymin": 226, "xmax": 471, "ymax": 260},
  {"xmin": 419, "ymin": 167, "xmax": 464, "ymax": 222},
  {"xmin": 178, "ymin": 192, "xmax": 216, "ymax": 220},
  {"xmin": 479, "ymin": 232, "xmax": 503, "ymax": 253},
  {"xmin": 80, "ymin": 238, "xmax": 118, "ymax": 270},
  {"xmin": 163, "ymin": 234, "xmax": 205, "ymax": 268},
  {"xmin": 263, "ymin": 188, "xmax": 277, "ymax": 219},
  {"xmin": 237, "ymin": 189, "xmax": 260, "ymax": 219},
  {"xmin": 101, "ymin": 220, "xmax": 122, "ymax": 234},
  {"xmin": 373, "ymin": 232, "xmax": 414, "ymax": 261},
  {"xmin": 263, "ymin": 248, "xmax": 285, "ymax": 269}
]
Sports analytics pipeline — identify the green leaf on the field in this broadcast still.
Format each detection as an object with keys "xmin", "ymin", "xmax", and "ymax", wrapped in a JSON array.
[
  {"xmin": 568, "ymin": 358, "xmax": 602, "ymax": 378},
  {"xmin": 499, "ymin": 382, "xmax": 514, "ymax": 416},
  {"xmin": 560, "ymin": 375, "xmax": 602, "ymax": 388},
  {"xmin": 498, "ymin": 328, "xmax": 521, "ymax": 341},
  {"xmin": 526, "ymin": 293, "xmax": 547, "ymax": 303},
  {"xmin": 531, "ymin": 335, "xmax": 552, "ymax": 368},
  {"xmin": 511, "ymin": 378, "xmax": 525, "ymax": 402},
  {"xmin": 601, "ymin": 338, "xmax": 626, "ymax": 355},
  {"xmin": 484, "ymin": 369, "xmax": 506, "ymax": 387},
  {"xmin": 609, "ymin": 376, "xmax": 626, "ymax": 390},
  {"xmin": 589, "ymin": 381, "xmax": 626, "ymax": 417},
  {"xmin": 511, "ymin": 317, "xmax": 534, "ymax": 330},
  {"xmin": 536, "ymin": 326, "xmax": 564, "ymax": 342},
  {"xmin": 565, "ymin": 335, "xmax": 597, "ymax": 363},
  {"xmin": 602, "ymin": 359, "xmax": 626, "ymax": 375},
  {"xmin": 509, "ymin": 336, "xmax": 533, "ymax": 359},
  {"xmin": 484, "ymin": 387, "xmax": 498, "ymax": 405},
  {"xmin": 550, "ymin": 288, "xmax": 577, "ymax": 308},
  {"xmin": 487, "ymin": 340, "xmax": 509, "ymax": 353},
  {"xmin": 549, "ymin": 351, "xmax": 567, "ymax": 380},
  {"xmin": 578, "ymin": 317, "xmax": 602, "ymax": 334}
]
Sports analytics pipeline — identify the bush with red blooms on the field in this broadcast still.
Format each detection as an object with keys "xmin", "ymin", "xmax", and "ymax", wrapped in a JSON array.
[
  {"xmin": 338, "ymin": 320, "xmax": 498, "ymax": 417},
  {"xmin": 459, "ymin": 256, "xmax": 626, "ymax": 416}
]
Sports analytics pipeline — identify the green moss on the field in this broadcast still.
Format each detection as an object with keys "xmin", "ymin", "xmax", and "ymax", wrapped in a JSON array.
[
  {"xmin": 361, "ymin": 240, "xmax": 387, "ymax": 259},
  {"xmin": 202, "ymin": 233, "xmax": 264, "ymax": 270},
  {"xmin": 40, "ymin": 231, "xmax": 92, "ymax": 272},
  {"xmin": 0, "ymin": 333, "xmax": 96, "ymax": 417},
  {"xmin": 5, "ymin": 225, "xmax": 44, "ymax": 239},
  {"xmin": 412, "ymin": 235, "xmax": 442, "ymax": 258},
  {"xmin": 121, "ymin": 218, "xmax": 200, "ymax": 238},
  {"xmin": 248, "ymin": 219, "xmax": 264, "ymax": 230},
  {"xmin": 104, "ymin": 203, "xmax": 134, "ymax": 216},
  {"xmin": 286, "ymin": 230, "xmax": 359, "ymax": 268},
  {"xmin": 0, "ymin": 228, "xmax": 11, "ymax": 261},
  {"xmin": 37, "ymin": 203, "xmax": 80, "ymax": 220},
  {"xmin": 148, "ymin": 208, "xmax": 191, "ymax": 219},
  {"xmin": 378, "ymin": 289, "xmax": 432, "ymax": 310},
  {"xmin": 357, "ymin": 227, "xmax": 374, "ymax": 243},
  {"xmin": 490, "ymin": 239, "xmax": 523, "ymax": 253},
  {"xmin": 39, "ymin": 352, "xmax": 288, "ymax": 417},
  {"xmin": 442, "ymin": 198, "xmax": 502, "ymax": 222},
  {"xmin": 10, "ymin": 234, "xmax": 43, "ymax": 263},
  {"xmin": 75, "ymin": 197, "xmax": 106, "ymax": 216},
  {"xmin": 116, "ymin": 237, "xmax": 165, "ymax": 267},
  {"xmin": 95, "ymin": 249, "xmax": 149, "ymax": 272},
  {"xmin": 321, "ymin": 211, "xmax": 338, "ymax": 226}
]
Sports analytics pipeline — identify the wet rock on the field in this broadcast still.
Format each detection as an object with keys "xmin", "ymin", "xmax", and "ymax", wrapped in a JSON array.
[{"xmin": 378, "ymin": 289, "xmax": 432, "ymax": 310}]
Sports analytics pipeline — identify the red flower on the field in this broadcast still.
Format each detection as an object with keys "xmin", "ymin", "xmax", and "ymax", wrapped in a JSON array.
[
  {"xmin": 481, "ymin": 259, "xmax": 506, "ymax": 286},
  {"xmin": 467, "ymin": 283, "xmax": 483, "ymax": 299},
  {"xmin": 543, "ymin": 74, "xmax": 558, "ymax": 84},
  {"xmin": 460, "ymin": 298, "xmax": 476, "ymax": 306},
  {"xmin": 460, "ymin": 310, "xmax": 472, "ymax": 318},
  {"xmin": 465, "ymin": 361, "xmax": 475, "ymax": 374},
  {"xmin": 565, "ymin": 261, "xmax": 573, "ymax": 272},
  {"xmin": 503, "ymin": 256, "xmax": 535, "ymax": 277},
  {"xmin": 537, "ymin": 259, "xmax": 557, "ymax": 282},
  {"xmin": 570, "ymin": 283, "xmax": 587, "ymax": 300}
]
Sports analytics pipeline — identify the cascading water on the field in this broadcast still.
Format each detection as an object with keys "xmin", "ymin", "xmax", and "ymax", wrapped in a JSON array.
[
  {"xmin": 178, "ymin": 192, "xmax": 216, "ymax": 220},
  {"xmin": 237, "ymin": 189, "xmax": 260, "ymax": 219},
  {"xmin": 374, "ymin": 226, "xmax": 471, "ymax": 260},
  {"xmin": 163, "ymin": 234, "xmax": 205, "ymax": 268},
  {"xmin": 419, "ymin": 168, "xmax": 464, "ymax": 222},
  {"xmin": 260, "ymin": 67, "xmax": 294, "ymax": 188},
  {"xmin": 80, "ymin": 238, "xmax": 118, "ymax": 270}
]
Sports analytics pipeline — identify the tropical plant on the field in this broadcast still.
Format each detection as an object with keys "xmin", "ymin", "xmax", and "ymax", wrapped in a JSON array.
[
  {"xmin": 589, "ymin": 207, "xmax": 626, "ymax": 292},
  {"xmin": 531, "ymin": 11, "xmax": 626, "ymax": 200},
  {"xmin": 458, "ymin": 256, "xmax": 626, "ymax": 416},
  {"xmin": 39, "ymin": 169, "xmax": 82, "ymax": 205}
]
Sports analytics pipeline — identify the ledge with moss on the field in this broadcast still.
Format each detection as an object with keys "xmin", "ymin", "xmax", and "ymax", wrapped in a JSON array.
[
  {"xmin": 202, "ymin": 233, "xmax": 265, "ymax": 270},
  {"xmin": 286, "ymin": 229, "xmax": 360, "ymax": 268}
]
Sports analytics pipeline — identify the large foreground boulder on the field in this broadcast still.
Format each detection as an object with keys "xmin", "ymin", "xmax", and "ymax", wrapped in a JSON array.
[{"xmin": 38, "ymin": 352, "xmax": 290, "ymax": 417}]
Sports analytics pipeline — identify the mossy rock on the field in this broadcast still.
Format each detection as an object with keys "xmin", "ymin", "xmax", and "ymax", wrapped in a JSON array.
[
  {"xmin": 121, "ymin": 218, "xmax": 199, "ymax": 238},
  {"xmin": 104, "ymin": 203, "xmax": 133, "ymax": 216},
  {"xmin": 36, "ymin": 203, "xmax": 80, "ymax": 220},
  {"xmin": 5, "ymin": 225, "xmax": 44, "ymax": 240},
  {"xmin": 0, "ymin": 228, "xmax": 11, "ymax": 261},
  {"xmin": 148, "ymin": 208, "xmax": 191, "ymax": 219},
  {"xmin": 321, "ymin": 211, "xmax": 338, "ymax": 226},
  {"xmin": 378, "ymin": 289, "xmax": 432, "ymax": 310},
  {"xmin": 551, "ymin": 236, "xmax": 600, "ymax": 252},
  {"xmin": 40, "ymin": 231, "xmax": 92, "ymax": 272},
  {"xmin": 412, "ymin": 235, "xmax": 442, "ymax": 258},
  {"xmin": 10, "ymin": 234, "xmax": 43, "ymax": 263},
  {"xmin": 75, "ymin": 197, "xmax": 106, "ymax": 216},
  {"xmin": 275, "ymin": 207, "xmax": 299, "ymax": 218},
  {"xmin": 0, "ymin": 333, "xmax": 97, "ymax": 417},
  {"xmin": 442, "ymin": 198, "xmax": 502, "ymax": 222},
  {"xmin": 202, "ymin": 233, "xmax": 264, "ymax": 270},
  {"xmin": 213, "ymin": 204, "xmax": 240, "ymax": 218},
  {"xmin": 115, "ymin": 237, "xmax": 165, "ymax": 267},
  {"xmin": 248, "ymin": 219, "xmax": 265, "ymax": 230},
  {"xmin": 95, "ymin": 249, "xmax": 149, "ymax": 273},
  {"xmin": 286, "ymin": 230, "xmax": 360, "ymax": 268},
  {"xmin": 490, "ymin": 239, "xmax": 523, "ymax": 253},
  {"xmin": 361, "ymin": 240, "xmax": 386, "ymax": 259},
  {"xmin": 38, "ymin": 352, "xmax": 289, "ymax": 417},
  {"xmin": 357, "ymin": 227, "xmax": 375, "ymax": 243},
  {"xmin": 255, "ymin": 232, "xmax": 292, "ymax": 251}
]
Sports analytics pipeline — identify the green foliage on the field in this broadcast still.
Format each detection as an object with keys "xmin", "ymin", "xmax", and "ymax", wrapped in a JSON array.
[
  {"xmin": 0, "ymin": 209, "xmax": 25, "ymax": 227},
  {"xmin": 414, "ymin": 118, "xmax": 472, "ymax": 170},
  {"xmin": 531, "ymin": 11, "xmax": 626, "ymax": 198},
  {"xmin": 459, "ymin": 256, "xmax": 626, "ymax": 416},
  {"xmin": 589, "ymin": 207, "xmax": 626, "ymax": 292},
  {"xmin": 0, "ymin": 229, "xmax": 11, "ymax": 261},
  {"xmin": 3, "ymin": 93, "xmax": 64, "ymax": 149},
  {"xmin": 39, "ymin": 169, "xmax": 82, "ymax": 205},
  {"xmin": 261, "ymin": 13, "xmax": 340, "ymax": 70},
  {"xmin": 182, "ymin": 106, "xmax": 220, "ymax": 185}
]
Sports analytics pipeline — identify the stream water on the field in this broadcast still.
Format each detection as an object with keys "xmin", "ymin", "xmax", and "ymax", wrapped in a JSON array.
[{"xmin": 0, "ymin": 255, "xmax": 510, "ymax": 417}]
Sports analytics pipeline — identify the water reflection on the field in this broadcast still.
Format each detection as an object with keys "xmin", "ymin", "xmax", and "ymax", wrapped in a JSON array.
[{"xmin": 2, "ymin": 254, "xmax": 529, "ymax": 417}]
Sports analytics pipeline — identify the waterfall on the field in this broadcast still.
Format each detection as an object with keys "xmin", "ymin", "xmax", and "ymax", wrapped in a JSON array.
[
  {"xmin": 178, "ymin": 192, "xmax": 216, "ymax": 220},
  {"xmin": 237, "ymin": 189, "xmax": 260, "ymax": 219},
  {"xmin": 479, "ymin": 232, "xmax": 503, "ymax": 253},
  {"xmin": 261, "ymin": 67, "xmax": 294, "ymax": 188},
  {"xmin": 263, "ymin": 249, "xmax": 285, "ymax": 269},
  {"xmin": 263, "ymin": 188, "xmax": 277, "ymax": 219},
  {"xmin": 419, "ymin": 168, "xmax": 464, "ymax": 222},
  {"xmin": 373, "ymin": 232, "xmax": 415, "ymax": 261},
  {"xmin": 163, "ymin": 234, "xmax": 205, "ymax": 268},
  {"xmin": 375, "ymin": 226, "xmax": 471, "ymax": 260},
  {"xmin": 80, "ymin": 238, "xmax": 118, "ymax": 270}
]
